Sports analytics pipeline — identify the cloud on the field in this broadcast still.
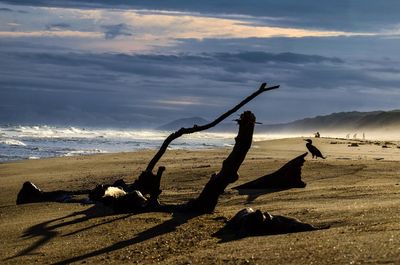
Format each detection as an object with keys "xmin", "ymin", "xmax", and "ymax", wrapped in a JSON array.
[
  {"xmin": 0, "ymin": 1, "xmax": 398, "ymax": 55},
  {"xmin": 1, "ymin": 1, "xmax": 400, "ymax": 126},
  {"xmin": 0, "ymin": 3, "xmax": 384, "ymax": 54},
  {"xmin": 0, "ymin": 6, "xmax": 28, "ymax": 13},
  {"xmin": 45, "ymin": 23, "xmax": 71, "ymax": 31},
  {"xmin": 213, "ymin": 52, "xmax": 343, "ymax": 64},
  {"xmin": 1, "ymin": 47, "xmax": 400, "ymax": 126},
  {"xmin": 0, "ymin": 7, "xmax": 12, "ymax": 11},
  {"xmin": 0, "ymin": 30, "xmax": 102, "ymax": 38},
  {"xmin": 101, "ymin": 23, "xmax": 132, "ymax": 39},
  {"xmin": 173, "ymin": 36, "xmax": 400, "ymax": 60},
  {"xmin": 2, "ymin": 0, "xmax": 400, "ymax": 32}
]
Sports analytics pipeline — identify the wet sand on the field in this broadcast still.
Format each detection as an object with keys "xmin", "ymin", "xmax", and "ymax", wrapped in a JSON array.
[{"xmin": 0, "ymin": 137, "xmax": 399, "ymax": 264}]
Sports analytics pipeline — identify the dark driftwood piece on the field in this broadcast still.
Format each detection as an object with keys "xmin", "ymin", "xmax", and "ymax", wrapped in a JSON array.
[
  {"xmin": 134, "ymin": 82, "xmax": 279, "ymax": 203},
  {"xmin": 16, "ymin": 111, "xmax": 257, "ymax": 214},
  {"xmin": 16, "ymin": 83, "xmax": 280, "ymax": 212},
  {"xmin": 187, "ymin": 111, "xmax": 256, "ymax": 213},
  {"xmin": 232, "ymin": 152, "xmax": 308, "ymax": 202},
  {"xmin": 16, "ymin": 181, "xmax": 90, "ymax": 205},
  {"xmin": 214, "ymin": 207, "xmax": 329, "ymax": 242}
]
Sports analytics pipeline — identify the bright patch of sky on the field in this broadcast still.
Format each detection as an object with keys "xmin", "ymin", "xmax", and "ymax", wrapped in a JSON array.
[{"xmin": 0, "ymin": 4, "xmax": 387, "ymax": 53}]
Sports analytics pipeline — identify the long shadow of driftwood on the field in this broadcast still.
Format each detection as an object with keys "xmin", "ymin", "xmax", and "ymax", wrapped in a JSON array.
[
  {"xmin": 51, "ymin": 212, "xmax": 199, "ymax": 265},
  {"xmin": 5, "ymin": 204, "xmax": 131, "ymax": 261}
]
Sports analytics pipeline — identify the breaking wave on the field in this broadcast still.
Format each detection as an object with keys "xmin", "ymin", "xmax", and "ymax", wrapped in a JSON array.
[
  {"xmin": 0, "ymin": 125, "xmax": 239, "ymax": 162},
  {"xmin": 0, "ymin": 139, "xmax": 27, "ymax": 147}
]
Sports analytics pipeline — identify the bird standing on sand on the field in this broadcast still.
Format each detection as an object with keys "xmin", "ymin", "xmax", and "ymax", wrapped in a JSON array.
[{"xmin": 304, "ymin": 139, "xmax": 325, "ymax": 159}]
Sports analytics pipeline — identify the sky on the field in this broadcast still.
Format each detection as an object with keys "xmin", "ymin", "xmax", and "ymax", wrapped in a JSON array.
[{"xmin": 1, "ymin": 0, "xmax": 400, "ymax": 128}]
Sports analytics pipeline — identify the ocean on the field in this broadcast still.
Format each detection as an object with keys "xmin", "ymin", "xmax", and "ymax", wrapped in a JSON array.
[{"xmin": 0, "ymin": 125, "xmax": 242, "ymax": 162}]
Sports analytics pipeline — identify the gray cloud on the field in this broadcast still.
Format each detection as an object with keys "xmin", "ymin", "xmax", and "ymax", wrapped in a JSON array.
[
  {"xmin": 101, "ymin": 23, "xmax": 132, "ymax": 40},
  {"xmin": 0, "ymin": 6, "xmax": 27, "ymax": 13},
  {"xmin": 45, "ymin": 23, "xmax": 71, "ymax": 31},
  {"xmin": 1, "ymin": 46, "xmax": 399, "ymax": 127},
  {"xmin": 2, "ymin": 0, "xmax": 400, "ymax": 32},
  {"xmin": 0, "ymin": 6, "xmax": 12, "ymax": 11},
  {"xmin": 213, "ymin": 52, "xmax": 343, "ymax": 64},
  {"xmin": 173, "ymin": 36, "xmax": 400, "ymax": 60},
  {"xmin": 1, "ymin": 1, "xmax": 399, "ymax": 128}
]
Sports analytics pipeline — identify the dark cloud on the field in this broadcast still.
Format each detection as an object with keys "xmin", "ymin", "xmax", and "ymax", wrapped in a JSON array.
[
  {"xmin": 101, "ymin": 23, "xmax": 132, "ymax": 40},
  {"xmin": 1, "ymin": 1, "xmax": 399, "ymax": 127},
  {"xmin": 213, "ymin": 52, "xmax": 343, "ymax": 64},
  {"xmin": 0, "ymin": 47, "xmax": 399, "ymax": 126},
  {"xmin": 0, "ymin": 6, "xmax": 28, "ymax": 13},
  {"xmin": 1, "ymin": 0, "xmax": 400, "ymax": 31},
  {"xmin": 173, "ymin": 36, "xmax": 400, "ymax": 60},
  {"xmin": 45, "ymin": 23, "xmax": 71, "ymax": 31},
  {"xmin": 0, "ymin": 6, "xmax": 12, "ymax": 11}
]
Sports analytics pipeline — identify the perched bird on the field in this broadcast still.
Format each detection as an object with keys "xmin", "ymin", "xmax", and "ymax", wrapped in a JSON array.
[{"xmin": 304, "ymin": 139, "xmax": 325, "ymax": 159}]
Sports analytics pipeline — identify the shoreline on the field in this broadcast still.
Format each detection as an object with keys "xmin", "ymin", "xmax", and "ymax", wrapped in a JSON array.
[{"xmin": 2, "ymin": 136, "xmax": 399, "ymax": 165}]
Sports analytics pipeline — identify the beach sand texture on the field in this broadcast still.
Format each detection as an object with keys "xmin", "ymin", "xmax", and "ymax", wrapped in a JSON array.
[{"xmin": 0, "ymin": 137, "xmax": 399, "ymax": 264}]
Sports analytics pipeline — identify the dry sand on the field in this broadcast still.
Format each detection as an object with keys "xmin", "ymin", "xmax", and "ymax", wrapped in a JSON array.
[{"xmin": 0, "ymin": 137, "xmax": 399, "ymax": 264}]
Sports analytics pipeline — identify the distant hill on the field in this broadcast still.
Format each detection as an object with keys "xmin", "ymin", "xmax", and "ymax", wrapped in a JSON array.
[
  {"xmin": 156, "ymin": 117, "xmax": 208, "ymax": 131},
  {"xmin": 155, "ymin": 110, "xmax": 400, "ymax": 134},
  {"xmin": 257, "ymin": 110, "xmax": 400, "ymax": 133}
]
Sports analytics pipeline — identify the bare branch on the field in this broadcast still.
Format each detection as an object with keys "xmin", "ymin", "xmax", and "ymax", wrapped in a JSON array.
[{"xmin": 145, "ymin": 83, "xmax": 279, "ymax": 173}]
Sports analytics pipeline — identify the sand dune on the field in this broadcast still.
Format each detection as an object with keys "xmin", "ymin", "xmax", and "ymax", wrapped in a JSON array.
[{"xmin": 0, "ymin": 137, "xmax": 399, "ymax": 264}]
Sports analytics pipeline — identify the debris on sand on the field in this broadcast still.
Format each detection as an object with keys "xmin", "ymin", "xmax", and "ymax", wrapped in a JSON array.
[{"xmin": 214, "ymin": 207, "xmax": 329, "ymax": 240}]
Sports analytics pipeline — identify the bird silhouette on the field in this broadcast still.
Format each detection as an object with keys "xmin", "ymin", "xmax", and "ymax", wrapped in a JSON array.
[{"xmin": 304, "ymin": 139, "xmax": 325, "ymax": 159}]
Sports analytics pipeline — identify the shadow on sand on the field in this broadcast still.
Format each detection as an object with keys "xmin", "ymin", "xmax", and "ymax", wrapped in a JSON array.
[
  {"xmin": 5, "ymin": 203, "xmax": 200, "ymax": 265},
  {"xmin": 52, "ymin": 211, "xmax": 199, "ymax": 265},
  {"xmin": 5, "ymin": 204, "xmax": 130, "ymax": 261}
]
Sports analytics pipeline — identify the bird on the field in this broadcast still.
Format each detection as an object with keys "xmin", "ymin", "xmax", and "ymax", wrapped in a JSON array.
[{"xmin": 304, "ymin": 139, "xmax": 325, "ymax": 159}]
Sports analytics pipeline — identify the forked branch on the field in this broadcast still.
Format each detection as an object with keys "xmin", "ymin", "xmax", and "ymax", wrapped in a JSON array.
[{"xmin": 145, "ymin": 83, "xmax": 280, "ymax": 173}]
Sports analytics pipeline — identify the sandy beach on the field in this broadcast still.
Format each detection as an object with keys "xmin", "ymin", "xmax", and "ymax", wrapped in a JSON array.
[{"xmin": 1, "ymin": 137, "xmax": 399, "ymax": 264}]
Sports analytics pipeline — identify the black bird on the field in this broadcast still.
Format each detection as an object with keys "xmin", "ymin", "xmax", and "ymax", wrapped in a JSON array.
[{"xmin": 304, "ymin": 139, "xmax": 325, "ymax": 159}]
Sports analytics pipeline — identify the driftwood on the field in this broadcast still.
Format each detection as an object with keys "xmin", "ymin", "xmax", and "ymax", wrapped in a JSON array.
[
  {"xmin": 132, "ymin": 83, "xmax": 279, "ymax": 204},
  {"xmin": 15, "ymin": 111, "xmax": 257, "ymax": 215},
  {"xmin": 16, "ymin": 83, "xmax": 280, "ymax": 214},
  {"xmin": 213, "ymin": 207, "xmax": 329, "ymax": 242},
  {"xmin": 16, "ymin": 181, "xmax": 90, "ymax": 205},
  {"xmin": 187, "ymin": 111, "xmax": 256, "ymax": 213},
  {"xmin": 232, "ymin": 152, "xmax": 307, "ymax": 202}
]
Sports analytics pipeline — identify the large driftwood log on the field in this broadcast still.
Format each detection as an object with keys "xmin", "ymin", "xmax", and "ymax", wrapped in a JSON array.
[
  {"xmin": 186, "ymin": 111, "xmax": 256, "ymax": 213},
  {"xmin": 135, "ymin": 83, "xmax": 279, "ymax": 203},
  {"xmin": 16, "ymin": 83, "xmax": 279, "ymax": 213}
]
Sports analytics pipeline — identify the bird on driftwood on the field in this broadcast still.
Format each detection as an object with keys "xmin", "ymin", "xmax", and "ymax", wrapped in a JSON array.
[{"xmin": 304, "ymin": 139, "xmax": 325, "ymax": 159}]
